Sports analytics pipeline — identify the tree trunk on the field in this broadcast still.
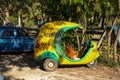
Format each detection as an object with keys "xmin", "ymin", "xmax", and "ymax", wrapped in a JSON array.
[
  {"xmin": 114, "ymin": 42, "xmax": 117, "ymax": 62},
  {"xmin": 82, "ymin": 14, "xmax": 87, "ymax": 44},
  {"xmin": 18, "ymin": 12, "xmax": 21, "ymax": 26},
  {"xmin": 98, "ymin": 17, "xmax": 102, "ymax": 28},
  {"xmin": 107, "ymin": 35, "xmax": 111, "ymax": 60},
  {"xmin": 108, "ymin": 16, "xmax": 118, "ymax": 36},
  {"xmin": 118, "ymin": 0, "xmax": 120, "ymax": 10},
  {"xmin": 74, "ymin": 29, "xmax": 80, "ymax": 51},
  {"xmin": 4, "ymin": 7, "xmax": 9, "ymax": 23},
  {"xmin": 101, "ymin": 16, "xmax": 105, "ymax": 29},
  {"xmin": 107, "ymin": 15, "xmax": 118, "ymax": 61}
]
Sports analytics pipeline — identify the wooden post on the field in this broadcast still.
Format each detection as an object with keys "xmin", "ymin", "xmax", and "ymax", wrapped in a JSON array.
[{"xmin": 107, "ymin": 16, "xmax": 118, "ymax": 61}]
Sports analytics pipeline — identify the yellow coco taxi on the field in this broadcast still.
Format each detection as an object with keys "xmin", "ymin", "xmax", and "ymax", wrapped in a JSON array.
[{"xmin": 34, "ymin": 21, "xmax": 99, "ymax": 71}]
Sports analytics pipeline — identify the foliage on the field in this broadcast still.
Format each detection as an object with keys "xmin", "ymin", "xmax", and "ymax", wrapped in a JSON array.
[
  {"xmin": 98, "ymin": 55, "xmax": 120, "ymax": 67},
  {"xmin": 0, "ymin": 0, "xmax": 119, "ymax": 27},
  {"xmin": 9, "ymin": 16, "xmax": 18, "ymax": 25},
  {"xmin": 25, "ymin": 19, "xmax": 34, "ymax": 27},
  {"xmin": 62, "ymin": 29, "xmax": 91, "ymax": 51}
]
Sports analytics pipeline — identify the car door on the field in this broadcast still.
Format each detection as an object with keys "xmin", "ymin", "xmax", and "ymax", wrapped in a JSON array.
[
  {"xmin": 16, "ymin": 29, "xmax": 34, "ymax": 51},
  {"xmin": 0, "ymin": 28, "xmax": 15, "ymax": 52}
]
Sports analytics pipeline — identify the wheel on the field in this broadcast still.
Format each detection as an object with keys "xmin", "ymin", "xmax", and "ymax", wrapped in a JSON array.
[
  {"xmin": 87, "ymin": 60, "xmax": 97, "ymax": 68},
  {"xmin": 43, "ymin": 58, "xmax": 58, "ymax": 71}
]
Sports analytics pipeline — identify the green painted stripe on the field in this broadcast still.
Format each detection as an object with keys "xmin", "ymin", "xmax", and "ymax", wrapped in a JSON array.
[
  {"xmin": 36, "ymin": 51, "xmax": 59, "ymax": 63},
  {"xmin": 54, "ymin": 26, "xmax": 83, "ymax": 62}
]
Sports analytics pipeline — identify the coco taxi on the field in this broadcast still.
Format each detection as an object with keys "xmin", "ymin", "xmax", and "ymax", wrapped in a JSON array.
[{"xmin": 34, "ymin": 21, "xmax": 100, "ymax": 71}]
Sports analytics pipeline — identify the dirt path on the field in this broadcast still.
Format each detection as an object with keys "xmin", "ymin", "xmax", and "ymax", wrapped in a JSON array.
[{"xmin": 0, "ymin": 53, "xmax": 120, "ymax": 80}]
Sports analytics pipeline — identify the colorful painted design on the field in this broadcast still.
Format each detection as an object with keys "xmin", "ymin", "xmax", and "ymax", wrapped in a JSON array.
[{"xmin": 34, "ymin": 21, "xmax": 99, "ymax": 65}]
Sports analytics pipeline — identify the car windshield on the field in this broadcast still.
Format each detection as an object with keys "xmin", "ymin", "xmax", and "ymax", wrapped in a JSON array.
[{"xmin": 2, "ymin": 29, "xmax": 14, "ymax": 37}]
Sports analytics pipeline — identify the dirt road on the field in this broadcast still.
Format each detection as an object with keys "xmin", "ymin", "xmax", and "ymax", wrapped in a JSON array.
[{"xmin": 0, "ymin": 53, "xmax": 120, "ymax": 80}]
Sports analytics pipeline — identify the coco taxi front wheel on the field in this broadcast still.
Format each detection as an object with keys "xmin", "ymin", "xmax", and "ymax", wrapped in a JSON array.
[
  {"xmin": 43, "ymin": 58, "xmax": 58, "ymax": 71},
  {"xmin": 87, "ymin": 60, "xmax": 97, "ymax": 68}
]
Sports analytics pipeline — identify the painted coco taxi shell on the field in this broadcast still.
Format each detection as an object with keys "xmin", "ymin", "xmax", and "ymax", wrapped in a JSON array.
[{"xmin": 34, "ymin": 21, "xmax": 99, "ymax": 71}]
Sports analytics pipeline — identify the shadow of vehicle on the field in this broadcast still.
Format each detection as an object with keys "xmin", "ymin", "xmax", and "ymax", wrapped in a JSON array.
[{"xmin": 0, "ymin": 52, "xmax": 40, "ymax": 79}]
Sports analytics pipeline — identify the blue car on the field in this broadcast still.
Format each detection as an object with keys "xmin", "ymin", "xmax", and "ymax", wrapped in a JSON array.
[{"xmin": 0, "ymin": 26, "xmax": 34, "ymax": 53}]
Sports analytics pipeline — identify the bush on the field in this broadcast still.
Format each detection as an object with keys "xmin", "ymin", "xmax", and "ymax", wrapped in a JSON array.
[
  {"xmin": 25, "ymin": 19, "xmax": 35, "ymax": 27},
  {"xmin": 9, "ymin": 16, "xmax": 18, "ymax": 25},
  {"xmin": 98, "ymin": 55, "xmax": 120, "ymax": 68}
]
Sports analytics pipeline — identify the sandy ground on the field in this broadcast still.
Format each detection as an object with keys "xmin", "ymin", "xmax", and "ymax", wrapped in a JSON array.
[{"xmin": 0, "ymin": 53, "xmax": 120, "ymax": 80}]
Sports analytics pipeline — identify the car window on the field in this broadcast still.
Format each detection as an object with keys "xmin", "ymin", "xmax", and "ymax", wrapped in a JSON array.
[
  {"xmin": 2, "ymin": 29, "xmax": 14, "ymax": 37},
  {"xmin": 0, "ymin": 29, "xmax": 4, "ymax": 37},
  {"xmin": 16, "ymin": 29, "xmax": 27, "ymax": 36}
]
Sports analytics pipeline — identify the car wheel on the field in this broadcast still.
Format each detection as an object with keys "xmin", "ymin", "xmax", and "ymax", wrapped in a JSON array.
[
  {"xmin": 43, "ymin": 58, "xmax": 58, "ymax": 71},
  {"xmin": 87, "ymin": 60, "xmax": 97, "ymax": 68}
]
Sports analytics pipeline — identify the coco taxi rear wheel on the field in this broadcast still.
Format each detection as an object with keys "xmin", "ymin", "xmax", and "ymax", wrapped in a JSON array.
[
  {"xmin": 87, "ymin": 60, "xmax": 97, "ymax": 68},
  {"xmin": 43, "ymin": 58, "xmax": 58, "ymax": 71}
]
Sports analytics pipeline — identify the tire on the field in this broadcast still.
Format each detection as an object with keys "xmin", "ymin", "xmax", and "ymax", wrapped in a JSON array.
[
  {"xmin": 43, "ymin": 58, "xmax": 58, "ymax": 71},
  {"xmin": 87, "ymin": 60, "xmax": 97, "ymax": 68}
]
